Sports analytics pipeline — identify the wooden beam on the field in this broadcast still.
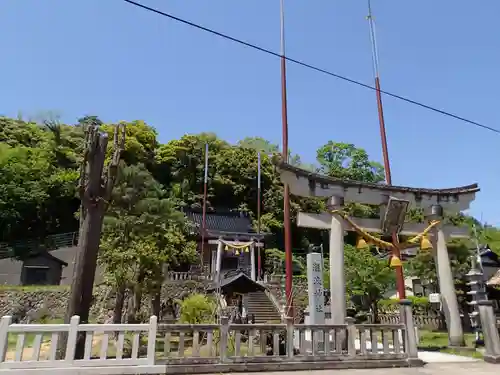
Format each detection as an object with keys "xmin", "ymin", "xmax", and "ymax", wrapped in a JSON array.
[
  {"xmin": 297, "ymin": 212, "xmax": 469, "ymax": 238},
  {"xmin": 276, "ymin": 166, "xmax": 479, "ymax": 212}
]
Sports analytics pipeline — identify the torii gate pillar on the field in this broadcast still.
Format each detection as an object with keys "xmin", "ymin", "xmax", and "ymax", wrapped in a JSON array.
[
  {"xmin": 430, "ymin": 204, "xmax": 464, "ymax": 347},
  {"xmin": 328, "ymin": 196, "xmax": 346, "ymax": 325}
]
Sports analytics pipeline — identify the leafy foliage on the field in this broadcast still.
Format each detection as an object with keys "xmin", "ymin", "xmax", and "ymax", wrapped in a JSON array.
[
  {"xmin": 316, "ymin": 142, "xmax": 385, "ymax": 183},
  {"xmin": 405, "ymin": 241, "xmax": 471, "ymax": 283},
  {"xmin": 344, "ymin": 245, "xmax": 395, "ymax": 321},
  {"xmin": 99, "ymin": 163, "xmax": 197, "ymax": 290},
  {"xmin": 0, "ymin": 118, "xmax": 392, "ymax": 253},
  {"xmin": 179, "ymin": 294, "xmax": 217, "ymax": 324},
  {"xmin": 2, "ymin": 114, "xmax": 499, "ymax": 322},
  {"xmin": 0, "ymin": 120, "xmax": 80, "ymax": 242},
  {"xmin": 264, "ymin": 248, "xmax": 305, "ymax": 274},
  {"xmin": 378, "ymin": 296, "xmax": 430, "ymax": 313}
]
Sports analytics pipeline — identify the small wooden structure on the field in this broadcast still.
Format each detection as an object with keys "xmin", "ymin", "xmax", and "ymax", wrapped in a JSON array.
[
  {"xmin": 20, "ymin": 251, "xmax": 68, "ymax": 285},
  {"xmin": 185, "ymin": 210, "xmax": 267, "ymax": 280}
]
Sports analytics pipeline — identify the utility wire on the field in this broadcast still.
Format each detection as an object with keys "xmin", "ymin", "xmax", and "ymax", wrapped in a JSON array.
[{"xmin": 122, "ymin": 0, "xmax": 500, "ymax": 135}]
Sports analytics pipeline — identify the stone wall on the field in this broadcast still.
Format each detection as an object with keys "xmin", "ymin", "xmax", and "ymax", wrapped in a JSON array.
[
  {"xmin": 266, "ymin": 278, "xmax": 308, "ymax": 322},
  {"xmin": 0, "ymin": 280, "xmax": 208, "ymax": 323}
]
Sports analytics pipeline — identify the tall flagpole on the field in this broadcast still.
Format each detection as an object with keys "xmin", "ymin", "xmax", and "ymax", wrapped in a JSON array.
[
  {"xmin": 257, "ymin": 152, "xmax": 262, "ymax": 280},
  {"xmin": 367, "ymin": 0, "xmax": 392, "ymax": 185},
  {"xmin": 367, "ymin": 0, "xmax": 405, "ymax": 299},
  {"xmin": 201, "ymin": 143, "xmax": 209, "ymax": 268},
  {"xmin": 280, "ymin": 0, "xmax": 293, "ymax": 318}
]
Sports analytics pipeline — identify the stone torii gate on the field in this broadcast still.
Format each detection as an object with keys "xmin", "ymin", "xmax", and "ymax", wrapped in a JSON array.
[{"xmin": 273, "ymin": 158, "xmax": 479, "ymax": 347}]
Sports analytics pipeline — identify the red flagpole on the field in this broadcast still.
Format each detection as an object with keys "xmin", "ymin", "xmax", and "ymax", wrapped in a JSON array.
[
  {"xmin": 367, "ymin": 0, "xmax": 392, "ymax": 185},
  {"xmin": 280, "ymin": 0, "xmax": 293, "ymax": 318},
  {"xmin": 367, "ymin": 0, "xmax": 405, "ymax": 299}
]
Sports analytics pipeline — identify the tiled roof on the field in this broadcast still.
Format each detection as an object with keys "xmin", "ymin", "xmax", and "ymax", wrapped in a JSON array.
[
  {"xmin": 185, "ymin": 211, "xmax": 255, "ymax": 235},
  {"xmin": 36, "ymin": 251, "xmax": 69, "ymax": 266},
  {"xmin": 479, "ymin": 248, "xmax": 500, "ymax": 265},
  {"xmin": 206, "ymin": 271, "xmax": 265, "ymax": 293}
]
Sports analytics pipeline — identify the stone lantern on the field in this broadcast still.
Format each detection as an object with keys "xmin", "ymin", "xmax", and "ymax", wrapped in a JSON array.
[{"xmin": 466, "ymin": 254, "xmax": 487, "ymax": 347}]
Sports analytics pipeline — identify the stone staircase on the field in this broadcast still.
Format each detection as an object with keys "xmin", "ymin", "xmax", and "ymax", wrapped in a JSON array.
[{"xmin": 246, "ymin": 291, "xmax": 282, "ymax": 323}]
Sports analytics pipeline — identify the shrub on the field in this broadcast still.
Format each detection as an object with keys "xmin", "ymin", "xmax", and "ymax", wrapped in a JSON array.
[
  {"xmin": 179, "ymin": 293, "xmax": 216, "ymax": 324},
  {"xmin": 378, "ymin": 296, "xmax": 430, "ymax": 313}
]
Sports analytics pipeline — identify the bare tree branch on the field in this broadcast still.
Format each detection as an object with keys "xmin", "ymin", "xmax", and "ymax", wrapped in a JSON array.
[{"xmin": 104, "ymin": 124, "xmax": 126, "ymax": 203}]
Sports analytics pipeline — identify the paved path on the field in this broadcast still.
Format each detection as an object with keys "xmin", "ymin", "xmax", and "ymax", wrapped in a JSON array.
[
  {"xmin": 219, "ymin": 362, "xmax": 499, "ymax": 375},
  {"xmin": 298, "ymin": 334, "xmax": 480, "ymax": 364},
  {"xmin": 418, "ymin": 351, "xmax": 478, "ymax": 363},
  {"xmin": 354, "ymin": 338, "xmax": 479, "ymax": 363}
]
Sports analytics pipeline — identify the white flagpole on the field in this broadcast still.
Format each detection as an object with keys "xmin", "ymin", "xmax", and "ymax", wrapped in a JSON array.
[
  {"xmin": 201, "ymin": 143, "xmax": 209, "ymax": 268},
  {"xmin": 257, "ymin": 152, "xmax": 262, "ymax": 279}
]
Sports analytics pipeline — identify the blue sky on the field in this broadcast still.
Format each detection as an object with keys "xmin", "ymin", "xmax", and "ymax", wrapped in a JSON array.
[{"xmin": 2, "ymin": 0, "xmax": 499, "ymax": 225}]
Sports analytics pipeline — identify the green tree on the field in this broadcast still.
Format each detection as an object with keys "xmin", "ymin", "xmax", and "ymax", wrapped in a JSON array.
[
  {"xmin": 155, "ymin": 133, "xmax": 229, "ymax": 207},
  {"xmin": 99, "ymin": 163, "xmax": 197, "ymax": 323},
  {"xmin": 0, "ymin": 141, "xmax": 78, "ymax": 243},
  {"xmin": 344, "ymin": 245, "xmax": 395, "ymax": 322},
  {"xmin": 316, "ymin": 142, "xmax": 385, "ymax": 183},
  {"xmin": 179, "ymin": 294, "xmax": 217, "ymax": 324},
  {"xmin": 101, "ymin": 120, "xmax": 158, "ymax": 167},
  {"xmin": 237, "ymin": 137, "xmax": 279, "ymax": 154},
  {"xmin": 238, "ymin": 136, "xmax": 311, "ymax": 169},
  {"xmin": 263, "ymin": 248, "xmax": 305, "ymax": 274},
  {"xmin": 0, "ymin": 116, "xmax": 48, "ymax": 148},
  {"xmin": 405, "ymin": 241, "xmax": 471, "ymax": 286},
  {"xmin": 0, "ymin": 116, "xmax": 84, "ymax": 243}
]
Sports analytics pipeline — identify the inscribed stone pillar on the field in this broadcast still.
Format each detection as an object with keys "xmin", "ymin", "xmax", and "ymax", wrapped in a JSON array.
[
  {"xmin": 434, "ymin": 220, "xmax": 464, "ymax": 347},
  {"xmin": 306, "ymin": 252, "xmax": 325, "ymax": 324},
  {"xmin": 329, "ymin": 196, "xmax": 346, "ymax": 325},
  {"xmin": 250, "ymin": 243, "xmax": 256, "ymax": 281},
  {"xmin": 307, "ymin": 251, "xmax": 325, "ymax": 352}
]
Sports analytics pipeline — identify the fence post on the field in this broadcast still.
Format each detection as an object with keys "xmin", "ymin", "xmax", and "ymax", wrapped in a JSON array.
[
  {"xmin": 399, "ymin": 300, "xmax": 422, "ymax": 366},
  {"xmin": 0, "ymin": 316, "xmax": 12, "ymax": 363},
  {"xmin": 346, "ymin": 317, "xmax": 356, "ymax": 358},
  {"xmin": 285, "ymin": 317, "xmax": 294, "ymax": 358},
  {"xmin": 219, "ymin": 315, "xmax": 229, "ymax": 362},
  {"xmin": 477, "ymin": 300, "xmax": 500, "ymax": 363},
  {"xmin": 65, "ymin": 315, "xmax": 80, "ymax": 362},
  {"xmin": 147, "ymin": 315, "xmax": 158, "ymax": 365}
]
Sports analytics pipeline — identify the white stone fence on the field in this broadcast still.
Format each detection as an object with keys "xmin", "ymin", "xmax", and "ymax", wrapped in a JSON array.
[
  {"xmin": 0, "ymin": 314, "xmax": 420, "ymax": 374},
  {"xmin": 164, "ymin": 271, "xmax": 215, "ymax": 281}
]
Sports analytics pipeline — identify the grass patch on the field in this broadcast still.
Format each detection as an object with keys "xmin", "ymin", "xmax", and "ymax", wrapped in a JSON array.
[
  {"xmin": 7, "ymin": 318, "xmax": 65, "ymax": 351},
  {"xmin": 418, "ymin": 330, "xmax": 476, "ymax": 347},
  {"xmin": 441, "ymin": 347, "xmax": 484, "ymax": 359},
  {"xmin": 8, "ymin": 333, "xmax": 35, "ymax": 350},
  {"xmin": 418, "ymin": 330, "xmax": 482, "ymax": 359}
]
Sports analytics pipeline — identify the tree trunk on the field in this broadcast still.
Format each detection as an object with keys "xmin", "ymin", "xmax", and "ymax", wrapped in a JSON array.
[
  {"xmin": 371, "ymin": 300, "xmax": 379, "ymax": 324},
  {"xmin": 59, "ymin": 131, "xmax": 108, "ymax": 359},
  {"xmin": 150, "ymin": 266, "xmax": 163, "ymax": 319},
  {"xmin": 113, "ymin": 284, "xmax": 126, "ymax": 324},
  {"xmin": 127, "ymin": 270, "xmax": 145, "ymax": 323},
  {"xmin": 152, "ymin": 292, "xmax": 161, "ymax": 318},
  {"xmin": 58, "ymin": 124, "xmax": 125, "ymax": 359},
  {"xmin": 128, "ymin": 288, "xmax": 143, "ymax": 323}
]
